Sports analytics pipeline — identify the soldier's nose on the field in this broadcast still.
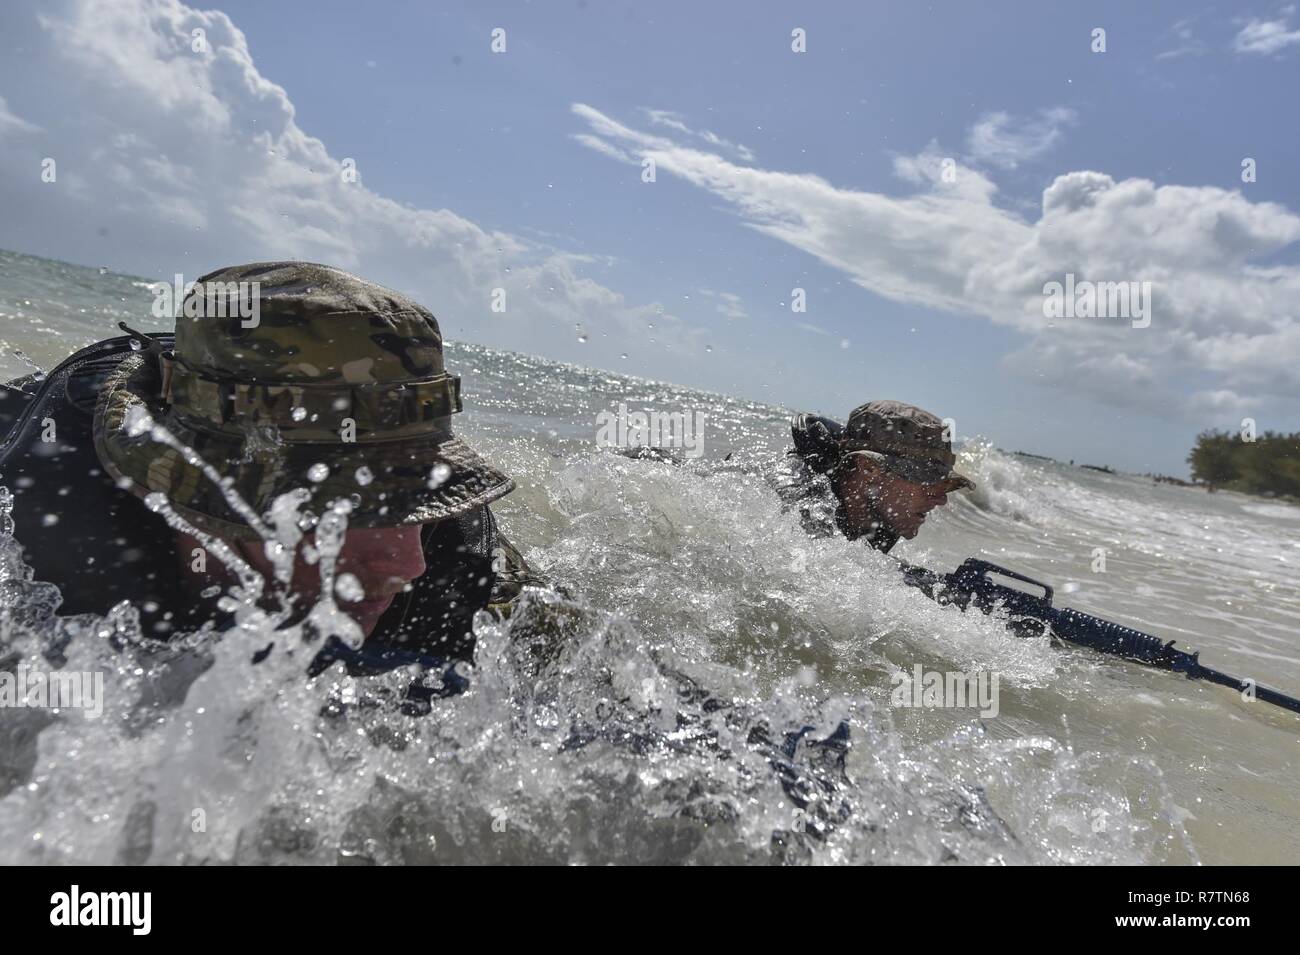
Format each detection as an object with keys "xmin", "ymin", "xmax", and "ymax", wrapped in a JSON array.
[{"xmin": 339, "ymin": 526, "xmax": 427, "ymax": 589}]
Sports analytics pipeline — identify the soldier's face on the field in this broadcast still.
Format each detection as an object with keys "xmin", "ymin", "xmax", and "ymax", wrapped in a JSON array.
[
  {"xmin": 303, "ymin": 525, "xmax": 428, "ymax": 635},
  {"xmin": 836, "ymin": 456, "xmax": 951, "ymax": 540},
  {"xmin": 182, "ymin": 525, "xmax": 427, "ymax": 637}
]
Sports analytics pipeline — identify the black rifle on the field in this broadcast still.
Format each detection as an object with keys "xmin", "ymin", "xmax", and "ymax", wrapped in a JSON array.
[{"xmin": 899, "ymin": 558, "xmax": 1300, "ymax": 715}]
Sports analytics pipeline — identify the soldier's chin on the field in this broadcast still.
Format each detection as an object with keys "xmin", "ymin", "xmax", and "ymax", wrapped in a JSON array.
[
  {"xmin": 345, "ymin": 596, "xmax": 396, "ymax": 635},
  {"xmin": 897, "ymin": 518, "xmax": 924, "ymax": 539}
]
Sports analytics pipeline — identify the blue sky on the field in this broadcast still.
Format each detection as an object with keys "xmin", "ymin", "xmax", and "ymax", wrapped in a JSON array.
[{"xmin": 2, "ymin": 1, "xmax": 1299, "ymax": 474}]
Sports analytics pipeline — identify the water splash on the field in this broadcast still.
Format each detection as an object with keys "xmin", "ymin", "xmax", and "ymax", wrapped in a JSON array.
[
  {"xmin": 8, "ymin": 348, "xmax": 46, "ymax": 382},
  {"xmin": 0, "ymin": 316, "xmax": 1221, "ymax": 863},
  {"xmin": 0, "ymin": 459, "xmax": 1190, "ymax": 863}
]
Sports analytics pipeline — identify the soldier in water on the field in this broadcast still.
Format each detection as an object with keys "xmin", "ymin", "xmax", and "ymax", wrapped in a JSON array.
[
  {"xmin": 780, "ymin": 400, "xmax": 975, "ymax": 552},
  {"xmin": 0, "ymin": 262, "xmax": 541, "ymax": 680}
]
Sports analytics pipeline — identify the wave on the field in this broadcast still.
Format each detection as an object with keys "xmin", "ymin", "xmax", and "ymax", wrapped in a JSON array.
[{"xmin": 0, "ymin": 467, "xmax": 1188, "ymax": 864}]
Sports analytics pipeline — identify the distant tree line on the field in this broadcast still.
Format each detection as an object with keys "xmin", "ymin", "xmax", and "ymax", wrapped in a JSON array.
[{"xmin": 1187, "ymin": 429, "xmax": 1300, "ymax": 498}]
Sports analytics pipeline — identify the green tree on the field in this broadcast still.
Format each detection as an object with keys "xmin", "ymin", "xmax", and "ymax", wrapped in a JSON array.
[
  {"xmin": 1187, "ymin": 430, "xmax": 1239, "ymax": 488},
  {"xmin": 1188, "ymin": 429, "xmax": 1300, "ymax": 497}
]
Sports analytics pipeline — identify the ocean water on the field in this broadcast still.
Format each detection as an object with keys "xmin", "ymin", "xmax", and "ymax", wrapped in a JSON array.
[{"xmin": 0, "ymin": 249, "xmax": 1297, "ymax": 865}]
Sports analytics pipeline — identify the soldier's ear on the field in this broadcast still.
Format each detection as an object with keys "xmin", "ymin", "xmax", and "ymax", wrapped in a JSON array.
[
  {"xmin": 845, "ymin": 454, "xmax": 885, "ymax": 481},
  {"xmin": 831, "ymin": 453, "xmax": 875, "ymax": 496}
]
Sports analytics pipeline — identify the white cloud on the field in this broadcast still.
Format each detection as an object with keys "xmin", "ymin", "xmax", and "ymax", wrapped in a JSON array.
[
  {"xmin": 570, "ymin": 133, "xmax": 634, "ymax": 164},
  {"xmin": 642, "ymin": 109, "xmax": 755, "ymax": 162},
  {"xmin": 1155, "ymin": 17, "xmax": 1209, "ymax": 60},
  {"xmin": 0, "ymin": 0, "xmax": 709, "ymax": 379},
  {"xmin": 1186, "ymin": 389, "xmax": 1257, "ymax": 416},
  {"xmin": 965, "ymin": 108, "xmax": 1076, "ymax": 170},
  {"xmin": 573, "ymin": 104, "xmax": 1300, "ymax": 418},
  {"xmin": 699, "ymin": 289, "xmax": 747, "ymax": 320},
  {"xmin": 0, "ymin": 95, "xmax": 40, "ymax": 137},
  {"xmin": 1233, "ymin": 16, "xmax": 1300, "ymax": 55}
]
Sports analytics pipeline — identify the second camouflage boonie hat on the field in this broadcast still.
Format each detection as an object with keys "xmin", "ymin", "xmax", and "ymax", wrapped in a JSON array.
[
  {"xmin": 93, "ymin": 262, "xmax": 514, "ymax": 539},
  {"xmin": 839, "ymin": 399, "xmax": 975, "ymax": 490}
]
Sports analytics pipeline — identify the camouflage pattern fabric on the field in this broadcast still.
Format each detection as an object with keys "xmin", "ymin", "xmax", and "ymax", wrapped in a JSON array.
[
  {"xmin": 93, "ymin": 262, "xmax": 514, "ymax": 540},
  {"xmin": 839, "ymin": 400, "xmax": 974, "ymax": 489},
  {"xmin": 165, "ymin": 361, "xmax": 462, "ymax": 442}
]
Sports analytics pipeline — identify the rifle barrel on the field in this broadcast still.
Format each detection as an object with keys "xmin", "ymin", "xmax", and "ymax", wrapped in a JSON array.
[
  {"xmin": 1192, "ymin": 664, "xmax": 1300, "ymax": 715},
  {"xmin": 907, "ymin": 558, "xmax": 1300, "ymax": 717}
]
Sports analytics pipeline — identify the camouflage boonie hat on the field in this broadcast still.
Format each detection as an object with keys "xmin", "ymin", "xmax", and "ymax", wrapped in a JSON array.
[
  {"xmin": 839, "ymin": 400, "xmax": 974, "ymax": 490},
  {"xmin": 93, "ymin": 262, "xmax": 514, "ymax": 540}
]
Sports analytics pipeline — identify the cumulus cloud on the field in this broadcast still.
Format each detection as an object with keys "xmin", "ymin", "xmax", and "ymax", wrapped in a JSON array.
[
  {"xmin": 965, "ymin": 108, "xmax": 1076, "ymax": 170},
  {"xmin": 572, "ymin": 104, "xmax": 1300, "ymax": 419},
  {"xmin": 0, "ymin": 0, "xmax": 708, "ymax": 378}
]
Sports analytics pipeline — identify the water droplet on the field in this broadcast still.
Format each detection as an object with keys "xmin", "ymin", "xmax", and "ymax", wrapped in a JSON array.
[
  {"xmin": 335, "ymin": 573, "xmax": 365, "ymax": 603},
  {"xmin": 306, "ymin": 463, "xmax": 329, "ymax": 483},
  {"xmin": 427, "ymin": 463, "xmax": 452, "ymax": 489},
  {"xmin": 354, "ymin": 466, "xmax": 374, "ymax": 486},
  {"xmin": 11, "ymin": 349, "xmax": 44, "ymax": 377},
  {"xmin": 291, "ymin": 406, "xmax": 308, "ymax": 422},
  {"xmin": 123, "ymin": 405, "xmax": 153, "ymax": 437}
]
